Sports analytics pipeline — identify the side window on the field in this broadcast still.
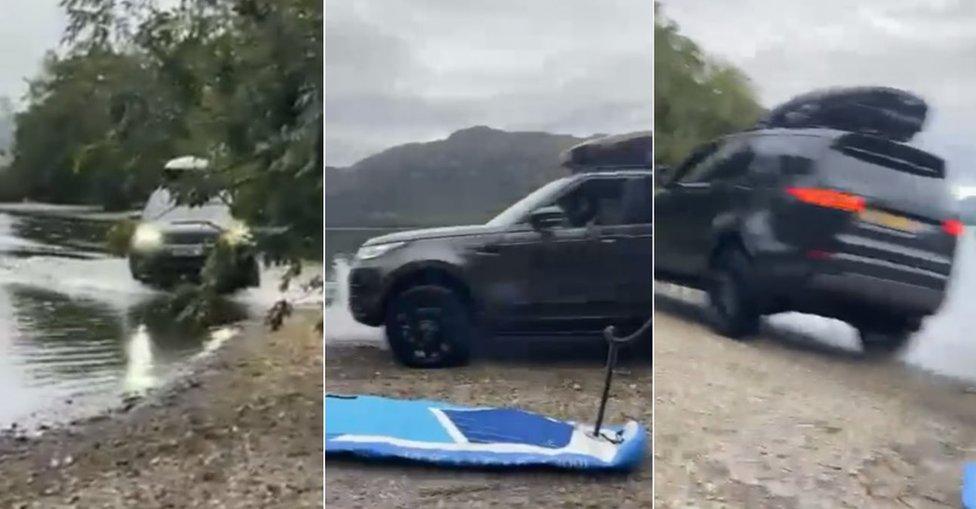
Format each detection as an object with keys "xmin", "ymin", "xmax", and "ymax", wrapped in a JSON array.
[
  {"xmin": 673, "ymin": 143, "xmax": 719, "ymax": 184},
  {"xmin": 749, "ymin": 135, "xmax": 816, "ymax": 185},
  {"xmin": 554, "ymin": 177, "xmax": 650, "ymax": 227},
  {"xmin": 680, "ymin": 138, "xmax": 752, "ymax": 184},
  {"xmin": 711, "ymin": 140, "xmax": 754, "ymax": 182},
  {"xmin": 620, "ymin": 176, "xmax": 652, "ymax": 224}
]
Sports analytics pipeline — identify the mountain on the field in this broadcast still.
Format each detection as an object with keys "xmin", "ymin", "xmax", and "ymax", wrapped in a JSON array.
[{"xmin": 325, "ymin": 126, "xmax": 591, "ymax": 227}]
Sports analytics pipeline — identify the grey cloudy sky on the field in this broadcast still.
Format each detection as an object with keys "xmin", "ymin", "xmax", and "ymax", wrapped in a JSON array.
[
  {"xmin": 0, "ymin": 2, "xmax": 64, "ymax": 105},
  {"xmin": 325, "ymin": 0, "xmax": 652, "ymax": 166},
  {"xmin": 661, "ymin": 0, "xmax": 976, "ymax": 186}
]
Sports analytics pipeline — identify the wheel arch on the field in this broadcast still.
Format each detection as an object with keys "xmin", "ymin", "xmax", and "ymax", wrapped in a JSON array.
[{"xmin": 380, "ymin": 261, "xmax": 478, "ymax": 318}]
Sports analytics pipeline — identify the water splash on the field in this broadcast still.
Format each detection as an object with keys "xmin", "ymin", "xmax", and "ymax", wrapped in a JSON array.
[
  {"xmin": 324, "ymin": 256, "xmax": 385, "ymax": 347},
  {"xmin": 904, "ymin": 230, "xmax": 976, "ymax": 380}
]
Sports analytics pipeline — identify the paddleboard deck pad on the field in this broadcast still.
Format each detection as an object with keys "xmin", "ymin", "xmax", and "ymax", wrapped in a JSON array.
[{"xmin": 325, "ymin": 394, "xmax": 646, "ymax": 471}]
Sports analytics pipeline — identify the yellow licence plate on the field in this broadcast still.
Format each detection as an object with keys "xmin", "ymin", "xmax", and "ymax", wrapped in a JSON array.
[{"xmin": 859, "ymin": 209, "xmax": 920, "ymax": 232}]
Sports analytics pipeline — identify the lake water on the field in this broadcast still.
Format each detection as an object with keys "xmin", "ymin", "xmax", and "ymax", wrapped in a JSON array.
[{"xmin": 0, "ymin": 210, "xmax": 316, "ymax": 431}]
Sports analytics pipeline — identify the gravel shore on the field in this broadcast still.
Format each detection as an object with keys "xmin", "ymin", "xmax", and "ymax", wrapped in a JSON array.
[{"xmin": 654, "ymin": 293, "xmax": 976, "ymax": 508}]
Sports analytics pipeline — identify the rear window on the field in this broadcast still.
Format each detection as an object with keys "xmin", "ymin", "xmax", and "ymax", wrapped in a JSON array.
[
  {"xmin": 818, "ymin": 134, "xmax": 951, "ymax": 212},
  {"xmin": 832, "ymin": 133, "xmax": 944, "ymax": 178}
]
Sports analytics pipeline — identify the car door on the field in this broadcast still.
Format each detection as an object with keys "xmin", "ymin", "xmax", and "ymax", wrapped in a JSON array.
[
  {"xmin": 478, "ymin": 179, "xmax": 596, "ymax": 332},
  {"xmin": 654, "ymin": 141, "xmax": 724, "ymax": 277},
  {"xmin": 592, "ymin": 175, "xmax": 653, "ymax": 322}
]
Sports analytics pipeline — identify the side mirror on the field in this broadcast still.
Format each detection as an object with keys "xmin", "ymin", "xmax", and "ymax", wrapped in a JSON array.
[
  {"xmin": 528, "ymin": 206, "xmax": 566, "ymax": 231},
  {"xmin": 654, "ymin": 165, "xmax": 673, "ymax": 188}
]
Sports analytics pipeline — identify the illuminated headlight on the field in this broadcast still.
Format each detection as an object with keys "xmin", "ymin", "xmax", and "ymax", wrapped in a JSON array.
[
  {"xmin": 131, "ymin": 224, "xmax": 163, "ymax": 251},
  {"xmin": 356, "ymin": 242, "xmax": 406, "ymax": 260},
  {"xmin": 221, "ymin": 222, "xmax": 253, "ymax": 245}
]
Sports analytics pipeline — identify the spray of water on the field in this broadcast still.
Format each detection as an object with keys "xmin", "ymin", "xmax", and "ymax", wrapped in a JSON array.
[
  {"xmin": 324, "ymin": 257, "xmax": 385, "ymax": 347},
  {"xmin": 904, "ymin": 230, "xmax": 976, "ymax": 380}
]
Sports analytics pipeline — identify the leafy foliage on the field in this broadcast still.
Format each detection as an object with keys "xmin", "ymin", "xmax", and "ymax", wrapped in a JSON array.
[
  {"xmin": 654, "ymin": 5, "xmax": 764, "ymax": 166},
  {"xmin": 5, "ymin": 0, "xmax": 321, "ymax": 261},
  {"xmin": 0, "ymin": 0, "xmax": 322, "ymax": 327}
]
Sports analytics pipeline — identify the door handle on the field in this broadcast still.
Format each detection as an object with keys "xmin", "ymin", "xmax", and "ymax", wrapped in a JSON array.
[{"xmin": 599, "ymin": 238, "xmax": 618, "ymax": 244}]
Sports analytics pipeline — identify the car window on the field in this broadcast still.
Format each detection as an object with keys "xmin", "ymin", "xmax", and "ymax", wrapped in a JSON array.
[
  {"xmin": 672, "ymin": 142, "xmax": 718, "ymax": 184},
  {"xmin": 553, "ymin": 177, "xmax": 649, "ymax": 227},
  {"xmin": 141, "ymin": 187, "xmax": 234, "ymax": 225},
  {"xmin": 679, "ymin": 138, "xmax": 752, "ymax": 184},
  {"xmin": 620, "ymin": 176, "xmax": 653, "ymax": 224},
  {"xmin": 486, "ymin": 177, "xmax": 573, "ymax": 227},
  {"xmin": 749, "ymin": 134, "xmax": 817, "ymax": 179}
]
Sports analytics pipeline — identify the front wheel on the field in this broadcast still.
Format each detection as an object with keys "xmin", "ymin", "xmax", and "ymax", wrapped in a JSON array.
[
  {"xmin": 384, "ymin": 285, "xmax": 473, "ymax": 368},
  {"xmin": 706, "ymin": 247, "xmax": 761, "ymax": 339}
]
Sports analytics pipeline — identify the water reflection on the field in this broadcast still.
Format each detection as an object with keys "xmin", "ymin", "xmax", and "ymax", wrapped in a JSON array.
[{"xmin": 0, "ymin": 283, "xmax": 247, "ymax": 428}]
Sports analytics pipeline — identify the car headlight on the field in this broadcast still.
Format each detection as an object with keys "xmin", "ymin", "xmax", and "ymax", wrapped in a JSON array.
[
  {"xmin": 356, "ymin": 242, "xmax": 406, "ymax": 260},
  {"xmin": 131, "ymin": 224, "xmax": 163, "ymax": 251},
  {"xmin": 221, "ymin": 222, "xmax": 253, "ymax": 246}
]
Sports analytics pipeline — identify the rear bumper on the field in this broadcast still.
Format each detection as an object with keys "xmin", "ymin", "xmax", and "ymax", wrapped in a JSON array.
[
  {"xmin": 756, "ymin": 251, "xmax": 950, "ymax": 320},
  {"xmin": 804, "ymin": 272, "xmax": 945, "ymax": 315}
]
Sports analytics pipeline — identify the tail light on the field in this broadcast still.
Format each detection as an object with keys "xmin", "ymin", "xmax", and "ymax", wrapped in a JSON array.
[
  {"xmin": 942, "ymin": 219, "xmax": 964, "ymax": 237},
  {"xmin": 786, "ymin": 187, "xmax": 865, "ymax": 213}
]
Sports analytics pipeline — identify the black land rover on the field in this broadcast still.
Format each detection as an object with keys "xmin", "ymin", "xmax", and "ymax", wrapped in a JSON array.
[
  {"xmin": 348, "ymin": 132, "xmax": 653, "ymax": 367},
  {"xmin": 655, "ymin": 88, "xmax": 961, "ymax": 355}
]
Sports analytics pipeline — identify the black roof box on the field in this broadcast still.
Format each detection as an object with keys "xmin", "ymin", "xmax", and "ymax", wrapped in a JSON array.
[
  {"xmin": 755, "ymin": 87, "xmax": 928, "ymax": 142},
  {"xmin": 560, "ymin": 131, "xmax": 652, "ymax": 172}
]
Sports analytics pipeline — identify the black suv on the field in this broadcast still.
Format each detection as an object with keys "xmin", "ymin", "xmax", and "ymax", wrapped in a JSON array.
[
  {"xmin": 348, "ymin": 133, "xmax": 652, "ymax": 367},
  {"xmin": 655, "ymin": 88, "xmax": 961, "ymax": 354}
]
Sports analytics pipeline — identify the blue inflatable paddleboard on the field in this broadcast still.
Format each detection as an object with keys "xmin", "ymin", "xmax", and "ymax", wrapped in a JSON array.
[
  {"xmin": 964, "ymin": 462, "xmax": 976, "ymax": 508},
  {"xmin": 324, "ymin": 394, "xmax": 646, "ymax": 471}
]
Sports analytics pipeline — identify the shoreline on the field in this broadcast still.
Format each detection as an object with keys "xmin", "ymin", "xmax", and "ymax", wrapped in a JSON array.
[{"xmin": 0, "ymin": 308, "xmax": 323, "ymax": 508}]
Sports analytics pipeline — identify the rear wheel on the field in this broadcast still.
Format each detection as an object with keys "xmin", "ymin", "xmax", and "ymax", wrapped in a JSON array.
[
  {"xmin": 384, "ymin": 285, "xmax": 473, "ymax": 368},
  {"xmin": 706, "ymin": 247, "xmax": 761, "ymax": 339}
]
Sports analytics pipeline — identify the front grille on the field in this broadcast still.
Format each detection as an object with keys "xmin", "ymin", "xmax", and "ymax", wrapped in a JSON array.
[{"xmin": 164, "ymin": 230, "xmax": 219, "ymax": 245}]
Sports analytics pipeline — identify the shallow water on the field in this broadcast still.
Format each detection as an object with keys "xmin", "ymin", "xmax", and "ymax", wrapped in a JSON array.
[{"xmin": 0, "ymin": 210, "xmax": 315, "ymax": 430}]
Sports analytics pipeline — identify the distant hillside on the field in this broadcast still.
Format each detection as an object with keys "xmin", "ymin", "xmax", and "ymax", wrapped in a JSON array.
[
  {"xmin": 0, "ymin": 97, "xmax": 14, "ymax": 157},
  {"xmin": 325, "ymin": 126, "xmax": 590, "ymax": 227}
]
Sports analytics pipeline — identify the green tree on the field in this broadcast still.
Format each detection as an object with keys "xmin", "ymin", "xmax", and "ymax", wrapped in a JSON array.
[
  {"xmin": 6, "ymin": 50, "xmax": 179, "ymax": 209},
  {"xmin": 58, "ymin": 0, "xmax": 323, "ymax": 264},
  {"xmin": 654, "ymin": 5, "xmax": 764, "ymax": 166}
]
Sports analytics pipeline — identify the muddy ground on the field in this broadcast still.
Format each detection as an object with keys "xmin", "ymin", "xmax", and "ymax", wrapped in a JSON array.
[
  {"xmin": 325, "ymin": 335, "xmax": 652, "ymax": 508},
  {"xmin": 0, "ymin": 309, "xmax": 323, "ymax": 509},
  {"xmin": 654, "ymin": 293, "xmax": 976, "ymax": 508}
]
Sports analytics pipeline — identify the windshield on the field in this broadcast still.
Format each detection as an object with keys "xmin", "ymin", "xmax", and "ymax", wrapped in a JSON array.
[
  {"xmin": 486, "ymin": 177, "xmax": 573, "ymax": 227},
  {"xmin": 142, "ymin": 188, "xmax": 234, "ymax": 227}
]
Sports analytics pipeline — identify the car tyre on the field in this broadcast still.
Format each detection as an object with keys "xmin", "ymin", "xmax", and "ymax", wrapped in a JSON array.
[
  {"xmin": 385, "ymin": 285, "xmax": 473, "ymax": 368},
  {"xmin": 706, "ymin": 247, "xmax": 761, "ymax": 339}
]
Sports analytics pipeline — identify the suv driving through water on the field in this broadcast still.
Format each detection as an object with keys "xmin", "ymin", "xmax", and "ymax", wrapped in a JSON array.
[
  {"xmin": 655, "ymin": 88, "xmax": 962, "ymax": 355},
  {"xmin": 128, "ymin": 157, "xmax": 260, "ymax": 292},
  {"xmin": 348, "ymin": 133, "xmax": 653, "ymax": 367}
]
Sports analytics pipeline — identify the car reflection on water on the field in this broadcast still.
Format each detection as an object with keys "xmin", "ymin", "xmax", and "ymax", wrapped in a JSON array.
[{"xmin": 0, "ymin": 210, "xmax": 249, "ymax": 430}]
